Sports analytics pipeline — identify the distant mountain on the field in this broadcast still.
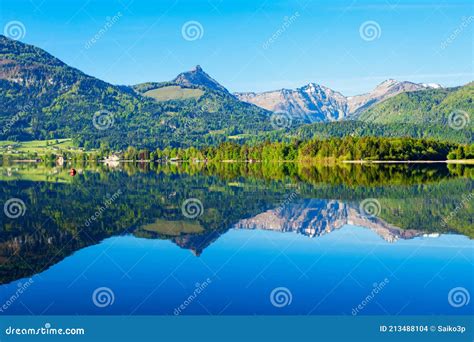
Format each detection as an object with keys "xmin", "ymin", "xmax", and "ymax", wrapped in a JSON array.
[
  {"xmin": 132, "ymin": 65, "xmax": 230, "ymax": 99},
  {"xmin": 359, "ymin": 82, "xmax": 474, "ymax": 125},
  {"xmin": 236, "ymin": 79, "xmax": 442, "ymax": 122},
  {"xmin": 279, "ymin": 82, "xmax": 472, "ymax": 144},
  {"xmin": 233, "ymin": 199, "xmax": 424, "ymax": 243},
  {"xmin": 236, "ymin": 83, "xmax": 348, "ymax": 122},
  {"xmin": 0, "ymin": 35, "xmax": 470, "ymax": 148},
  {"xmin": 347, "ymin": 79, "xmax": 441, "ymax": 116}
]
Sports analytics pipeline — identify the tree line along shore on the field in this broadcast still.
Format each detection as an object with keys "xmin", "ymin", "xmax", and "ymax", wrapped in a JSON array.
[{"xmin": 1, "ymin": 136, "xmax": 473, "ymax": 163}]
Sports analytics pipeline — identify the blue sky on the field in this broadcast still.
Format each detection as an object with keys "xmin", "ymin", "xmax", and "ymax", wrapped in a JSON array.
[{"xmin": 1, "ymin": 0, "xmax": 473, "ymax": 95}]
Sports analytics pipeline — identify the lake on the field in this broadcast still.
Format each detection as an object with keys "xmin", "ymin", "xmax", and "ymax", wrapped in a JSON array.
[{"xmin": 0, "ymin": 162, "xmax": 472, "ymax": 315}]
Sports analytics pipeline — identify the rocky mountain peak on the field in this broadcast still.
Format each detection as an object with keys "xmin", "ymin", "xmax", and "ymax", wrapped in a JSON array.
[
  {"xmin": 304, "ymin": 82, "xmax": 320, "ymax": 91},
  {"xmin": 376, "ymin": 79, "xmax": 399, "ymax": 88},
  {"xmin": 235, "ymin": 82, "xmax": 349, "ymax": 122},
  {"xmin": 172, "ymin": 65, "xmax": 228, "ymax": 93},
  {"xmin": 235, "ymin": 76, "xmax": 445, "ymax": 121},
  {"xmin": 192, "ymin": 65, "xmax": 203, "ymax": 72}
]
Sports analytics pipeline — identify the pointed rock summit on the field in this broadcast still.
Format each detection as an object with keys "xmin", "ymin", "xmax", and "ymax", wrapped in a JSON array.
[{"xmin": 173, "ymin": 65, "xmax": 228, "ymax": 93}]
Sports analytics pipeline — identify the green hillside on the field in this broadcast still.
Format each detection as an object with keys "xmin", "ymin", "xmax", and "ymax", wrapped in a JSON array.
[
  {"xmin": 0, "ymin": 35, "xmax": 472, "ymax": 150},
  {"xmin": 285, "ymin": 121, "xmax": 473, "ymax": 144},
  {"xmin": 143, "ymin": 86, "xmax": 204, "ymax": 101},
  {"xmin": 0, "ymin": 35, "xmax": 272, "ymax": 149},
  {"xmin": 359, "ymin": 83, "xmax": 474, "ymax": 126}
]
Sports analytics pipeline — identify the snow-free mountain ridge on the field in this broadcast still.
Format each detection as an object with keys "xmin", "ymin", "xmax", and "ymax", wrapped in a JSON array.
[{"xmin": 235, "ymin": 79, "xmax": 442, "ymax": 122}]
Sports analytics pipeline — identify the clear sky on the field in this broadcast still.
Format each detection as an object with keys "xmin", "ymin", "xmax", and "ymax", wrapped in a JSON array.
[{"xmin": 1, "ymin": 0, "xmax": 473, "ymax": 95}]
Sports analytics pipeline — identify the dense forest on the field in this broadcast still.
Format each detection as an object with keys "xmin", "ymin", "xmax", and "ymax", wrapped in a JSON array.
[
  {"xmin": 286, "ymin": 121, "xmax": 473, "ymax": 145},
  {"xmin": 114, "ymin": 136, "xmax": 473, "ymax": 162}
]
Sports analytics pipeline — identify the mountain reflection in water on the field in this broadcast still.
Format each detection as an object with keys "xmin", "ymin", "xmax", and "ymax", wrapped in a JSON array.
[{"xmin": 0, "ymin": 162, "xmax": 472, "ymax": 285}]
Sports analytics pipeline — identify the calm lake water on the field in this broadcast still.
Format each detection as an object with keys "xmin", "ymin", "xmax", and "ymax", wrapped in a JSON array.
[{"xmin": 0, "ymin": 162, "xmax": 472, "ymax": 315}]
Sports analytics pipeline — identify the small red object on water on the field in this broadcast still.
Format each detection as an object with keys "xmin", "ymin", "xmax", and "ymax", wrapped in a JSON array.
[{"xmin": 69, "ymin": 168, "xmax": 77, "ymax": 176}]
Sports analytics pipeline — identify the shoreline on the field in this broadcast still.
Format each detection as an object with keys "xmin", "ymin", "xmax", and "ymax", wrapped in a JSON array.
[
  {"xmin": 342, "ymin": 160, "xmax": 474, "ymax": 164},
  {"xmin": 2, "ymin": 159, "xmax": 474, "ymax": 165}
]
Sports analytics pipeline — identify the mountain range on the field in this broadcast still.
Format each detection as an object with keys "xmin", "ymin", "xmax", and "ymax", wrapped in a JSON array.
[
  {"xmin": 233, "ymin": 199, "xmax": 424, "ymax": 243},
  {"xmin": 235, "ymin": 79, "xmax": 442, "ymax": 122},
  {"xmin": 0, "ymin": 35, "xmax": 472, "ymax": 148}
]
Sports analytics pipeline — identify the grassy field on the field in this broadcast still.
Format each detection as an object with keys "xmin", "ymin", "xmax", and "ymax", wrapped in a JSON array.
[
  {"xmin": 0, "ymin": 139, "xmax": 81, "ymax": 155},
  {"xmin": 140, "ymin": 218, "xmax": 204, "ymax": 236},
  {"xmin": 0, "ymin": 165, "xmax": 72, "ymax": 182},
  {"xmin": 228, "ymin": 133, "xmax": 253, "ymax": 140},
  {"xmin": 144, "ymin": 86, "xmax": 204, "ymax": 101}
]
